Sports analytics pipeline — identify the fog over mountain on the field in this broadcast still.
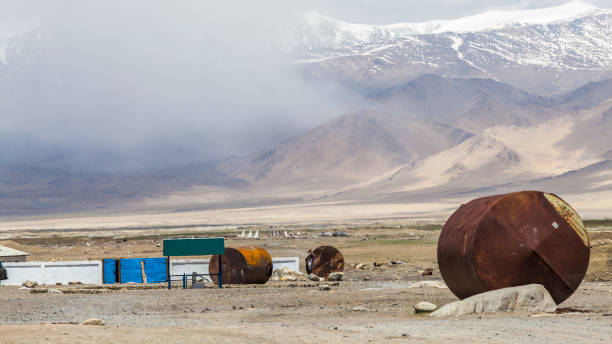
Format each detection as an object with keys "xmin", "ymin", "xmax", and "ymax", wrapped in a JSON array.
[
  {"xmin": 2, "ymin": 1, "xmax": 612, "ymax": 216},
  {"xmin": 0, "ymin": 1, "xmax": 357, "ymax": 172}
]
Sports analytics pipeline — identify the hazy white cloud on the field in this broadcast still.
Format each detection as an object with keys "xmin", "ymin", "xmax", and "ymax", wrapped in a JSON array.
[{"xmin": 0, "ymin": 1, "xmax": 354, "ymax": 171}]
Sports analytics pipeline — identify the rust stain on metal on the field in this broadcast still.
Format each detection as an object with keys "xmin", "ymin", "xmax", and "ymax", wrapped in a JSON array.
[
  {"xmin": 437, "ymin": 191, "xmax": 590, "ymax": 304},
  {"xmin": 305, "ymin": 246, "xmax": 344, "ymax": 280},
  {"xmin": 209, "ymin": 246, "xmax": 273, "ymax": 285}
]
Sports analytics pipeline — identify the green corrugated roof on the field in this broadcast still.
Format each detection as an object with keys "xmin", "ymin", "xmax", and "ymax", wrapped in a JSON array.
[{"xmin": 163, "ymin": 237, "xmax": 225, "ymax": 256}]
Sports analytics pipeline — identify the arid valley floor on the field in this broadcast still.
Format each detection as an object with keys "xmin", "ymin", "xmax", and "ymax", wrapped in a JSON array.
[{"xmin": 1, "ymin": 219, "xmax": 612, "ymax": 343}]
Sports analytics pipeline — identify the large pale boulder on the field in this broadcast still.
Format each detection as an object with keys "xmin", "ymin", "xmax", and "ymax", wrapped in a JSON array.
[{"xmin": 430, "ymin": 284, "xmax": 556, "ymax": 317}]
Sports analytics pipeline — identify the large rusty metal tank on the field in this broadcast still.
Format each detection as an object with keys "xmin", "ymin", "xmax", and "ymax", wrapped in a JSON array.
[
  {"xmin": 305, "ymin": 246, "xmax": 344, "ymax": 279},
  {"xmin": 438, "ymin": 191, "xmax": 589, "ymax": 304},
  {"xmin": 209, "ymin": 246, "xmax": 273, "ymax": 285}
]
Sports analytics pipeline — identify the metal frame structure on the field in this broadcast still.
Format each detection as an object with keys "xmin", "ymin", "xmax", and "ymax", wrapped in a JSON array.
[{"xmin": 163, "ymin": 238, "xmax": 225, "ymax": 289}]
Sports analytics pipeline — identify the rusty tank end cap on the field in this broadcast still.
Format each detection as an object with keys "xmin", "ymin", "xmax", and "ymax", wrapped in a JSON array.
[{"xmin": 438, "ymin": 190, "xmax": 589, "ymax": 304}]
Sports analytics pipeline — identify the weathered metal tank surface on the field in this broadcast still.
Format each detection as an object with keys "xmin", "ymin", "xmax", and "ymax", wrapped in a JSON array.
[
  {"xmin": 438, "ymin": 191, "xmax": 590, "ymax": 304},
  {"xmin": 305, "ymin": 246, "xmax": 344, "ymax": 279},
  {"xmin": 209, "ymin": 246, "xmax": 273, "ymax": 285}
]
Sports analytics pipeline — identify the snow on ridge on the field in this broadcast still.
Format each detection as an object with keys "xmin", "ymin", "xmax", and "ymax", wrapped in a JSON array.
[
  {"xmin": 431, "ymin": 1, "xmax": 598, "ymax": 34},
  {"xmin": 303, "ymin": 1, "xmax": 601, "ymax": 43}
]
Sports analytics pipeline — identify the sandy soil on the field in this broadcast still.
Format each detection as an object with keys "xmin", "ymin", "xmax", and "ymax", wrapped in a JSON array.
[{"xmin": 0, "ymin": 201, "xmax": 451, "ymax": 234}]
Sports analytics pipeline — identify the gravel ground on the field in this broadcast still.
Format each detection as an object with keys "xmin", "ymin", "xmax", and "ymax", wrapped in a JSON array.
[
  {"xmin": 1, "ymin": 279, "xmax": 612, "ymax": 343},
  {"xmin": 2, "ymin": 229, "xmax": 611, "ymax": 343}
]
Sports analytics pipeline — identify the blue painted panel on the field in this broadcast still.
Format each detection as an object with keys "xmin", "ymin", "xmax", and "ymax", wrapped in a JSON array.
[
  {"xmin": 119, "ymin": 258, "xmax": 143, "ymax": 283},
  {"xmin": 103, "ymin": 259, "xmax": 117, "ymax": 284},
  {"xmin": 144, "ymin": 258, "xmax": 167, "ymax": 283}
]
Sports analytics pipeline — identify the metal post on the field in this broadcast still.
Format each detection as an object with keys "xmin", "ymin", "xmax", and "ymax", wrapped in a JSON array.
[
  {"xmin": 218, "ymin": 254, "xmax": 223, "ymax": 289},
  {"xmin": 182, "ymin": 273, "xmax": 187, "ymax": 289},
  {"xmin": 166, "ymin": 256, "xmax": 171, "ymax": 290}
]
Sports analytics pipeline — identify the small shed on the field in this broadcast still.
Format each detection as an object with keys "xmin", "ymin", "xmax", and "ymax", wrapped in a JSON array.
[{"xmin": 0, "ymin": 245, "xmax": 29, "ymax": 262}]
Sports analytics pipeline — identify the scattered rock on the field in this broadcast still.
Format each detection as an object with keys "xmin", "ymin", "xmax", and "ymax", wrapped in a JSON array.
[
  {"xmin": 430, "ymin": 284, "xmax": 556, "ymax": 317},
  {"xmin": 355, "ymin": 263, "xmax": 366, "ymax": 270},
  {"xmin": 308, "ymin": 273, "xmax": 323, "ymax": 282},
  {"xmin": 408, "ymin": 281, "xmax": 447, "ymax": 289},
  {"xmin": 328, "ymin": 272, "xmax": 343, "ymax": 281},
  {"xmin": 22, "ymin": 281, "xmax": 37, "ymax": 288},
  {"xmin": 591, "ymin": 239, "xmax": 612, "ymax": 247},
  {"xmin": 48, "ymin": 289, "xmax": 63, "ymax": 294},
  {"xmin": 421, "ymin": 268, "xmax": 433, "ymax": 276},
  {"xmin": 68, "ymin": 281, "xmax": 81, "ymax": 285},
  {"xmin": 19, "ymin": 286, "xmax": 31, "ymax": 291},
  {"xmin": 56, "ymin": 282, "xmax": 62, "ymax": 286},
  {"xmin": 80, "ymin": 318, "xmax": 105, "ymax": 326},
  {"xmin": 272, "ymin": 267, "xmax": 307, "ymax": 281},
  {"xmin": 319, "ymin": 284, "xmax": 331, "ymax": 291},
  {"xmin": 415, "ymin": 302, "xmax": 437, "ymax": 313},
  {"xmin": 390, "ymin": 260, "xmax": 404, "ymax": 265},
  {"xmin": 363, "ymin": 276, "xmax": 370, "ymax": 281},
  {"xmin": 352, "ymin": 306, "xmax": 366, "ymax": 312}
]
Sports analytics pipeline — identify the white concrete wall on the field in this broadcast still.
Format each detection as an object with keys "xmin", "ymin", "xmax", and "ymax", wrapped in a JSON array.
[
  {"xmin": 169, "ymin": 257, "xmax": 300, "ymax": 282},
  {"xmin": 0, "ymin": 257, "xmax": 299, "ymax": 286},
  {"xmin": 1, "ymin": 261, "xmax": 102, "ymax": 286},
  {"xmin": 2, "ymin": 262, "xmax": 44, "ymax": 286},
  {"xmin": 170, "ymin": 259, "xmax": 211, "ymax": 282}
]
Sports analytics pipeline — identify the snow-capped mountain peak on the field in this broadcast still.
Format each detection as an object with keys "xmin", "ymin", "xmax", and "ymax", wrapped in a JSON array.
[
  {"xmin": 297, "ymin": 1, "xmax": 601, "ymax": 49},
  {"xmin": 291, "ymin": 1, "xmax": 612, "ymax": 95},
  {"xmin": 430, "ymin": 1, "xmax": 598, "ymax": 34}
]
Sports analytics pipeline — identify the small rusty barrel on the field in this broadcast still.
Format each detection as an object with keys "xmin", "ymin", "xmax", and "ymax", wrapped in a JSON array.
[
  {"xmin": 438, "ymin": 191, "xmax": 589, "ymax": 304},
  {"xmin": 209, "ymin": 246, "xmax": 273, "ymax": 285},
  {"xmin": 305, "ymin": 246, "xmax": 344, "ymax": 279}
]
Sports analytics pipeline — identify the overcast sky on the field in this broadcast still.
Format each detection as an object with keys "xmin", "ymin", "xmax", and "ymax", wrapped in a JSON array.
[{"xmin": 1, "ymin": 1, "xmax": 610, "ymax": 172}]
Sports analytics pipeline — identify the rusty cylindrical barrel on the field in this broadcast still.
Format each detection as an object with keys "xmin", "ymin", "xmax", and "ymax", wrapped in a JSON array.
[
  {"xmin": 209, "ymin": 246, "xmax": 273, "ymax": 285},
  {"xmin": 305, "ymin": 246, "xmax": 344, "ymax": 280},
  {"xmin": 438, "ymin": 191, "xmax": 589, "ymax": 304}
]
